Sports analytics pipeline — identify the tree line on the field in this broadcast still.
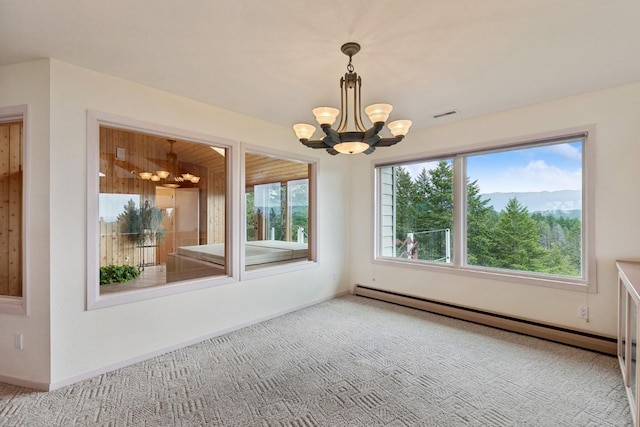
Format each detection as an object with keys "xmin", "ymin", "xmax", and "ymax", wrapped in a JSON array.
[{"xmin": 394, "ymin": 161, "xmax": 581, "ymax": 276}]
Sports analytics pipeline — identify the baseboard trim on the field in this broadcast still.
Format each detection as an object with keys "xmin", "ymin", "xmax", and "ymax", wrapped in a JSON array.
[
  {"xmin": 0, "ymin": 374, "xmax": 49, "ymax": 391},
  {"xmin": 354, "ymin": 284, "xmax": 616, "ymax": 355},
  {"xmin": 5, "ymin": 291, "xmax": 348, "ymax": 392}
]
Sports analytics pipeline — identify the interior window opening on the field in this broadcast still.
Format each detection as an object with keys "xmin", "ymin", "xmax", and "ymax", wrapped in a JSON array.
[
  {"xmin": 244, "ymin": 153, "xmax": 311, "ymax": 270},
  {"xmin": 98, "ymin": 126, "xmax": 227, "ymax": 294},
  {"xmin": 0, "ymin": 119, "xmax": 23, "ymax": 299}
]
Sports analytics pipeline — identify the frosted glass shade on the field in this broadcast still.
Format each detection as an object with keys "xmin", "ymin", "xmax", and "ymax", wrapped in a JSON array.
[
  {"xmin": 293, "ymin": 123, "xmax": 316, "ymax": 140},
  {"xmin": 139, "ymin": 171, "xmax": 152, "ymax": 180},
  {"xmin": 312, "ymin": 107, "xmax": 340, "ymax": 125},
  {"xmin": 334, "ymin": 142, "xmax": 369, "ymax": 155},
  {"xmin": 387, "ymin": 119, "xmax": 413, "ymax": 137},
  {"xmin": 182, "ymin": 172, "xmax": 194, "ymax": 181},
  {"xmin": 365, "ymin": 103, "xmax": 393, "ymax": 123},
  {"xmin": 156, "ymin": 170, "xmax": 170, "ymax": 179},
  {"xmin": 151, "ymin": 175, "xmax": 160, "ymax": 182},
  {"xmin": 191, "ymin": 176, "xmax": 201, "ymax": 183}
]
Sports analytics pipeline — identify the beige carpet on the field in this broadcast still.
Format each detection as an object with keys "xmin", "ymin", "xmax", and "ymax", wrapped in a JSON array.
[{"xmin": 0, "ymin": 295, "xmax": 632, "ymax": 426}]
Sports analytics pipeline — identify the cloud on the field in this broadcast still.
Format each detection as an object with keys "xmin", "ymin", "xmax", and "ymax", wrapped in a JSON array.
[
  {"xmin": 543, "ymin": 143, "xmax": 582, "ymax": 162},
  {"xmin": 480, "ymin": 160, "xmax": 582, "ymax": 193}
]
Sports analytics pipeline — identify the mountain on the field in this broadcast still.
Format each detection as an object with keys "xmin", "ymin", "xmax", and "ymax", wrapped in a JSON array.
[{"xmin": 479, "ymin": 190, "xmax": 581, "ymax": 213}]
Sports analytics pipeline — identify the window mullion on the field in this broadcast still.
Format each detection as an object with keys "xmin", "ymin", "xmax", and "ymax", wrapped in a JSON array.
[{"xmin": 453, "ymin": 156, "xmax": 465, "ymax": 268}]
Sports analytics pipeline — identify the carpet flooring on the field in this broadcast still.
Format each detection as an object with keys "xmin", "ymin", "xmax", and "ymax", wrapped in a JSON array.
[{"xmin": 0, "ymin": 295, "xmax": 632, "ymax": 426}]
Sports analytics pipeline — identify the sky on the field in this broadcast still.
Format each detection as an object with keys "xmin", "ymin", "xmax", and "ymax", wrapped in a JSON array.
[
  {"xmin": 403, "ymin": 141, "xmax": 583, "ymax": 194},
  {"xmin": 100, "ymin": 193, "xmax": 140, "ymax": 223}
]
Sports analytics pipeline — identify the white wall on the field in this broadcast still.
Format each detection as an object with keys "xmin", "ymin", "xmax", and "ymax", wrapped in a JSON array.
[
  {"xmin": 0, "ymin": 59, "xmax": 350, "ymax": 388},
  {"xmin": 4, "ymin": 57, "xmax": 637, "ymax": 389},
  {"xmin": 0, "ymin": 60, "xmax": 52, "ymax": 386},
  {"xmin": 349, "ymin": 81, "xmax": 640, "ymax": 337}
]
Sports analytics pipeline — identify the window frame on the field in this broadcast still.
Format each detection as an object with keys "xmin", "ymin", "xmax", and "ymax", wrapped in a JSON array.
[
  {"xmin": 0, "ymin": 104, "xmax": 28, "ymax": 315},
  {"xmin": 373, "ymin": 125, "xmax": 596, "ymax": 293},
  {"xmin": 86, "ymin": 110, "xmax": 238, "ymax": 310},
  {"xmin": 240, "ymin": 143, "xmax": 318, "ymax": 281}
]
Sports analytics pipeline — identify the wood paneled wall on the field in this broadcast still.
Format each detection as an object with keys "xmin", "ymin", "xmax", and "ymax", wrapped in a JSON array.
[
  {"xmin": 245, "ymin": 154, "xmax": 308, "ymax": 190},
  {"xmin": 99, "ymin": 127, "xmax": 226, "ymax": 267},
  {"xmin": 0, "ymin": 121, "xmax": 22, "ymax": 297}
]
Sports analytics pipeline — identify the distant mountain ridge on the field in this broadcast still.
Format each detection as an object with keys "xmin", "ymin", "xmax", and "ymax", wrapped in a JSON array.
[{"xmin": 479, "ymin": 190, "xmax": 581, "ymax": 213}]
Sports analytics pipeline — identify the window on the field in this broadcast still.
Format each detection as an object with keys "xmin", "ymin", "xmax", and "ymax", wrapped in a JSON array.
[
  {"xmin": 0, "ymin": 105, "xmax": 26, "ymax": 315},
  {"xmin": 375, "ymin": 129, "xmax": 594, "ymax": 291},
  {"xmin": 87, "ymin": 111, "xmax": 235, "ymax": 309},
  {"xmin": 243, "ymin": 150, "xmax": 316, "ymax": 276}
]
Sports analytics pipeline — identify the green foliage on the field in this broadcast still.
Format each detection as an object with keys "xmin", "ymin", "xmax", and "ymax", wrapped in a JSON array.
[
  {"xmin": 117, "ymin": 199, "xmax": 164, "ymax": 245},
  {"xmin": 99, "ymin": 265, "xmax": 140, "ymax": 285},
  {"xmin": 393, "ymin": 164, "xmax": 581, "ymax": 277},
  {"xmin": 489, "ymin": 198, "xmax": 545, "ymax": 271}
]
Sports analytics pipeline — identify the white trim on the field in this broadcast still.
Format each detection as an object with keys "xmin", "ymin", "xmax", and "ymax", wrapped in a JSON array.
[
  {"xmin": 0, "ymin": 104, "xmax": 28, "ymax": 315},
  {"xmin": 86, "ymin": 110, "xmax": 239, "ymax": 310},
  {"xmin": 372, "ymin": 125, "xmax": 596, "ymax": 293},
  {"xmin": 49, "ymin": 291, "xmax": 346, "ymax": 391},
  {"xmin": 239, "ymin": 143, "xmax": 319, "ymax": 281},
  {"xmin": 0, "ymin": 373, "xmax": 49, "ymax": 391}
]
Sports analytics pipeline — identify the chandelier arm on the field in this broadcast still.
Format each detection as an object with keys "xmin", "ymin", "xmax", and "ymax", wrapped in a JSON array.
[
  {"xmin": 320, "ymin": 124, "xmax": 342, "ymax": 146},
  {"xmin": 353, "ymin": 75, "xmax": 366, "ymax": 131},
  {"xmin": 336, "ymin": 75, "xmax": 348, "ymax": 132},
  {"xmin": 376, "ymin": 135, "xmax": 406, "ymax": 147},
  {"xmin": 300, "ymin": 139, "xmax": 331, "ymax": 149}
]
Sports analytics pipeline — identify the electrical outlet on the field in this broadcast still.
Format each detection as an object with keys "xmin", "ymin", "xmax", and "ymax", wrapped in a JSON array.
[
  {"xmin": 14, "ymin": 333, "xmax": 23, "ymax": 350},
  {"xmin": 578, "ymin": 306, "xmax": 589, "ymax": 319}
]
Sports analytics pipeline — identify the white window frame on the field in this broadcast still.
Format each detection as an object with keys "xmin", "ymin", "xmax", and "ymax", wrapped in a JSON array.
[
  {"xmin": 86, "ymin": 110, "xmax": 238, "ymax": 310},
  {"xmin": 373, "ymin": 125, "xmax": 596, "ymax": 293},
  {"xmin": 0, "ymin": 105, "xmax": 28, "ymax": 315},
  {"xmin": 240, "ymin": 143, "xmax": 318, "ymax": 282}
]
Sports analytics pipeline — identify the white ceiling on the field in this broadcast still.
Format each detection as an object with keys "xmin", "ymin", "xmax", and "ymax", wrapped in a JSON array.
[{"xmin": 2, "ymin": 1, "xmax": 640, "ymax": 132}]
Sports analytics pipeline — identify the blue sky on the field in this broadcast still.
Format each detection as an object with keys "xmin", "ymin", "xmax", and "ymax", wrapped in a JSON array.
[{"xmin": 404, "ymin": 141, "xmax": 583, "ymax": 194}]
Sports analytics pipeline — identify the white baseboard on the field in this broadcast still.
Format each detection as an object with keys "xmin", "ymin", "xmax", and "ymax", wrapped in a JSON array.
[{"xmin": 0, "ymin": 373, "xmax": 49, "ymax": 391}]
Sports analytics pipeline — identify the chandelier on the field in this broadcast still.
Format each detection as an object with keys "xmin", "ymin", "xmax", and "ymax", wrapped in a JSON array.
[
  {"xmin": 138, "ymin": 140, "xmax": 200, "ymax": 188},
  {"xmin": 293, "ymin": 42, "xmax": 412, "ymax": 155}
]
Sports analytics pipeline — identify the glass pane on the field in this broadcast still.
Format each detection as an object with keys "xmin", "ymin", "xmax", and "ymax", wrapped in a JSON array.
[
  {"xmin": 0, "ymin": 121, "xmax": 22, "ymax": 297},
  {"xmin": 466, "ymin": 140, "xmax": 583, "ymax": 278},
  {"xmin": 620, "ymin": 281, "xmax": 627, "ymax": 364},
  {"xmin": 244, "ymin": 153, "xmax": 310, "ymax": 270},
  {"xmin": 98, "ymin": 127, "xmax": 227, "ymax": 293},
  {"xmin": 379, "ymin": 160, "xmax": 454, "ymax": 264},
  {"xmin": 631, "ymin": 301, "xmax": 637, "ymax": 401}
]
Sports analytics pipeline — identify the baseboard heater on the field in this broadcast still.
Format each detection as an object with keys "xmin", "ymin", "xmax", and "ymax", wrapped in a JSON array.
[{"xmin": 354, "ymin": 284, "xmax": 616, "ymax": 356}]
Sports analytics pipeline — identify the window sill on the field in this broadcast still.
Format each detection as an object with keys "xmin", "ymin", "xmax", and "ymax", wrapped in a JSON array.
[
  {"xmin": 374, "ymin": 257, "xmax": 594, "ymax": 293},
  {"xmin": 241, "ymin": 259, "xmax": 319, "ymax": 281},
  {"xmin": 0, "ymin": 296, "xmax": 27, "ymax": 316}
]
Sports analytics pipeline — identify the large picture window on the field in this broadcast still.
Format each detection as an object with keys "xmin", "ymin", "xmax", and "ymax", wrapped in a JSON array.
[{"xmin": 375, "ymin": 129, "xmax": 594, "ymax": 291}]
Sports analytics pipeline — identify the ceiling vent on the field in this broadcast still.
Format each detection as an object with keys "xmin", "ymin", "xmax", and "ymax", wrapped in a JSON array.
[{"xmin": 432, "ymin": 110, "xmax": 459, "ymax": 119}]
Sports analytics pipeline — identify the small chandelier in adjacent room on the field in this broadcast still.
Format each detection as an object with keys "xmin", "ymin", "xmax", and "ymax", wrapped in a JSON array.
[
  {"xmin": 293, "ymin": 42, "xmax": 412, "ymax": 155},
  {"xmin": 137, "ymin": 139, "xmax": 200, "ymax": 188}
]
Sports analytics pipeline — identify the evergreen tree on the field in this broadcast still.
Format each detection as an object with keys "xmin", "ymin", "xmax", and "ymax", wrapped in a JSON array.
[
  {"xmin": 490, "ymin": 198, "xmax": 545, "ymax": 271},
  {"xmin": 417, "ymin": 161, "xmax": 454, "ymax": 261},
  {"xmin": 394, "ymin": 167, "xmax": 415, "ymax": 240},
  {"xmin": 466, "ymin": 179, "xmax": 498, "ymax": 266},
  {"xmin": 411, "ymin": 167, "xmax": 431, "ymax": 234}
]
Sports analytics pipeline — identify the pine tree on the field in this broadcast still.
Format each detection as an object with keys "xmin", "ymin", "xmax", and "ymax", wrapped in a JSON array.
[
  {"xmin": 490, "ymin": 198, "xmax": 545, "ymax": 271},
  {"xmin": 394, "ymin": 167, "xmax": 415, "ymax": 240},
  {"xmin": 466, "ymin": 179, "xmax": 498, "ymax": 266}
]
